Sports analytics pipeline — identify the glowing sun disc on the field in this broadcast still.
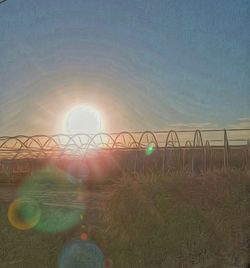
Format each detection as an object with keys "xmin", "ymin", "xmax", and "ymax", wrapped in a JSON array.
[{"xmin": 64, "ymin": 105, "xmax": 104, "ymax": 134}]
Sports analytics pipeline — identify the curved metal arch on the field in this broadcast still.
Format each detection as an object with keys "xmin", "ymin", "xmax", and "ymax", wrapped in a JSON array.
[
  {"xmin": 19, "ymin": 135, "xmax": 51, "ymax": 151},
  {"xmin": 12, "ymin": 136, "xmax": 43, "ymax": 160},
  {"xmin": 93, "ymin": 134, "xmax": 113, "ymax": 148},
  {"xmin": 31, "ymin": 135, "xmax": 67, "ymax": 159},
  {"xmin": 23, "ymin": 136, "xmax": 44, "ymax": 149},
  {"xmin": 86, "ymin": 133, "xmax": 115, "ymax": 150},
  {"xmin": 60, "ymin": 133, "xmax": 92, "ymax": 149},
  {"xmin": 191, "ymin": 130, "xmax": 206, "ymax": 173},
  {"xmin": 193, "ymin": 130, "xmax": 204, "ymax": 148},
  {"xmin": 14, "ymin": 136, "xmax": 43, "ymax": 157},
  {"xmin": 127, "ymin": 141, "xmax": 140, "ymax": 148},
  {"xmin": 89, "ymin": 142, "xmax": 113, "ymax": 150},
  {"xmin": 70, "ymin": 134, "xmax": 91, "ymax": 148},
  {"xmin": 205, "ymin": 140, "xmax": 210, "ymax": 147},
  {"xmin": 31, "ymin": 137, "xmax": 44, "ymax": 148},
  {"xmin": 164, "ymin": 130, "xmax": 180, "ymax": 148},
  {"xmin": 112, "ymin": 141, "xmax": 135, "ymax": 149},
  {"xmin": 1, "ymin": 129, "xmax": 249, "ymax": 172},
  {"xmin": 0, "ymin": 137, "xmax": 28, "ymax": 150},
  {"xmin": 29, "ymin": 134, "xmax": 73, "ymax": 148},
  {"xmin": 182, "ymin": 140, "xmax": 193, "ymax": 171},
  {"xmin": 56, "ymin": 134, "xmax": 95, "ymax": 160},
  {"xmin": 112, "ymin": 131, "xmax": 138, "ymax": 149},
  {"xmin": 138, "ymin": 131, "xmax": 159, "ymax": 149},
  {"xmin": 42, "ymin": 135, "xmax": 68, "ymax": 149},
  {"xmin": 30, "ymin": 134, "xmax": 56, "ymax": 144},
  {"xmin": 42, "ymin": 134, "xmax": 86, "ymax": 154},
  {"xmin": 162, "ymin": 131, "xmax": 181, "ymax": 172},
  {"xmin": 70, "ymin": 133, "xmax": 92, "ymax": 140},
  {"xmin": 111, "ymin": 132, "xmax": 139, "ymax": 173},
  {"xmin": 185, "ymin": 140, "xmax": 192, "ymax": 147},
  {"xmin": 204, "ymin": 140, "xmax": 211, "ymax": 155},
  {"xmin": 13, "ymin": 148, "xmax": 48, "ymax": 160},
  {"xmin": 38, "ymin": 135, "xmax": 71, "ymax": 159},
  {"xmin": 2, "ymin": 135, "xmax": 29, "ymax": 139}
]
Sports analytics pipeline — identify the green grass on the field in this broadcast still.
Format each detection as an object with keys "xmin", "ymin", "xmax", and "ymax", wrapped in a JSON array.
[
  {"xmin": 0, "ymin": 204, "xmax": 66, "ymax": 267},
  {"xmin": 0, "ymin": 169, "xmax": 250, "ymax": 267},
  {"xmin": 94, "ymin": 170, "xmax": 250, "ymax": 268}
]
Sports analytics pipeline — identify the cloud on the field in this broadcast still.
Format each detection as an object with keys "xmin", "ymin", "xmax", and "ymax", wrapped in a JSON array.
[
  {"xmin": 227, "ymin": 118, "xmax": 250, "ymax": 129},
  {"xmin": 168, "ymin": 122, "xmax": 217, "ymax": 130}
]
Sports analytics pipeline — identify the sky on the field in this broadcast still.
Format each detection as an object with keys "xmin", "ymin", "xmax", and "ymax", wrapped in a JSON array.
[{"xmin": 0, "ymin": 0, "xmax": 249, "ymax": 135}]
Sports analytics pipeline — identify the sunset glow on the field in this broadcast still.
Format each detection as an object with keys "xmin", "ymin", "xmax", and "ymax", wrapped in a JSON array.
[{"xmin": 64, "ymin": 105, "xmax": 104, "ymax": 134}]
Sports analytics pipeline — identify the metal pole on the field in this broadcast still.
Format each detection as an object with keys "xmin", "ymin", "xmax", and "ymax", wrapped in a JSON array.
[{"xmin": 223, "ymin": 129, "xmax": 229, "ymax": 169}]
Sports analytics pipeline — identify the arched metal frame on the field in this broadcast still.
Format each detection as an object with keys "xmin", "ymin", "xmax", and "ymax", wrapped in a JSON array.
[
  {"xmin": 192, "ymin": 130, "xmax": 205, "ymax": 172},
  {"xmin": 163, "ymin": 130, "xmax": 181, "ymax": 171},
  {"xmin": 137, "ymin": 131, "xmax": 159, "ymax": 173},
  {"xmin": 204, "ymin": 140, "xmax": 211, "ymax": 171},
  {"xmin": 182, "ymin": 140, "xmax": 192, "ymax": 171},
  {"xmin": 0, "ymin": 129, "xmax": 249, "ymax": 176}
]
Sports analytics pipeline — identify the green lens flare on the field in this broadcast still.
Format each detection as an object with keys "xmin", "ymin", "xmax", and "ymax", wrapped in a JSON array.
[
  {"xmin": 18, "ymin": 167, "xmax": 85, "ymax": 233},
  {"xmin": 146, "ymin": 144, "xmax": 155, "ymax": 156}
]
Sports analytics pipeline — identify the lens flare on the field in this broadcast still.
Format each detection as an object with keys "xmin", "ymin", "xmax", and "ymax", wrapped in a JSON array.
[
  {"xmin": 59, "ymin": 240, "xmax": 104, "ymax": 268},
  {"xmin": 146, "ymin": 143, "xmax": 156, "ymax": 156},
  {"xmin": 18, "ymin": 167, "xmax": 85, "ymax": 233},
  {"xmin": 64, "ymin": 160, "xmax": 89, "ymax": 184},
  {"xmin": 80, "ymin": 232, "xmax": 88, "ymax": 241},
  {"xmin": 8, "ymin": 198, "xmax": 41, "ymax": 230}
]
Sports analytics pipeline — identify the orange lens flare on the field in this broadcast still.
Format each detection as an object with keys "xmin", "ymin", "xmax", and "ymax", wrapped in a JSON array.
[{"xmin": 8, "ymin": 198, "xmax": 41, "ymax": 230}]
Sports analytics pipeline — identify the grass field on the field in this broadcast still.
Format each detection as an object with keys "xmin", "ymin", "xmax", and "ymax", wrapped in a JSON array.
[{"xmin": 0, "ymin": 169, "xmax": 250, "ymax": 267}]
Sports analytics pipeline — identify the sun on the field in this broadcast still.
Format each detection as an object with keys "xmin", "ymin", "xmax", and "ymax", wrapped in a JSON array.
[{"xmin": 64, "ymin": 105, "xmax": 104, "ymax": 134}]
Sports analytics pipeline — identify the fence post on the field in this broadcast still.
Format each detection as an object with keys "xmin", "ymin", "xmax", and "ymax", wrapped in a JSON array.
[
  {"xmin": 191, "ymin": 154, "xmax": 194, "ymax": 175},
  {"xmin": 223, "ymin": 129, "xmax": 229, "ymax": 169},
  {"xmin": 247, "ymin": 139, "xmax": 250, "ymax": 169}
]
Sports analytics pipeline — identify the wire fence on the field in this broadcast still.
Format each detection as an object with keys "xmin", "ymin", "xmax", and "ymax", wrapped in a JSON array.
[{"xmin": 0, "ymin": 128, "xmax": 249, "ymax": 179}]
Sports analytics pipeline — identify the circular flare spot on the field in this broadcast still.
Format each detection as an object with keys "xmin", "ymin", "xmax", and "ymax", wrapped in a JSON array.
[
  {"xmin": 18, "ymin": 167, "xmax": 85, "ymax": 233},
  {"xmin": 8, "ymin": 198, "xmax": 41, "ymax": 230},
  {"xmin": 59, "ymin": 240, "xmax": 104, "ymax": 268},
  {"xmin": 80, "ymin": 232, "xmax": 88, "ymax": 241}
]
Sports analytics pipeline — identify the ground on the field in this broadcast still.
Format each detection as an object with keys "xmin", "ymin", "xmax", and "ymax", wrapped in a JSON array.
[{"xmin": 0, "ymin": 169, "xmax": 250, "ymax": 268}]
